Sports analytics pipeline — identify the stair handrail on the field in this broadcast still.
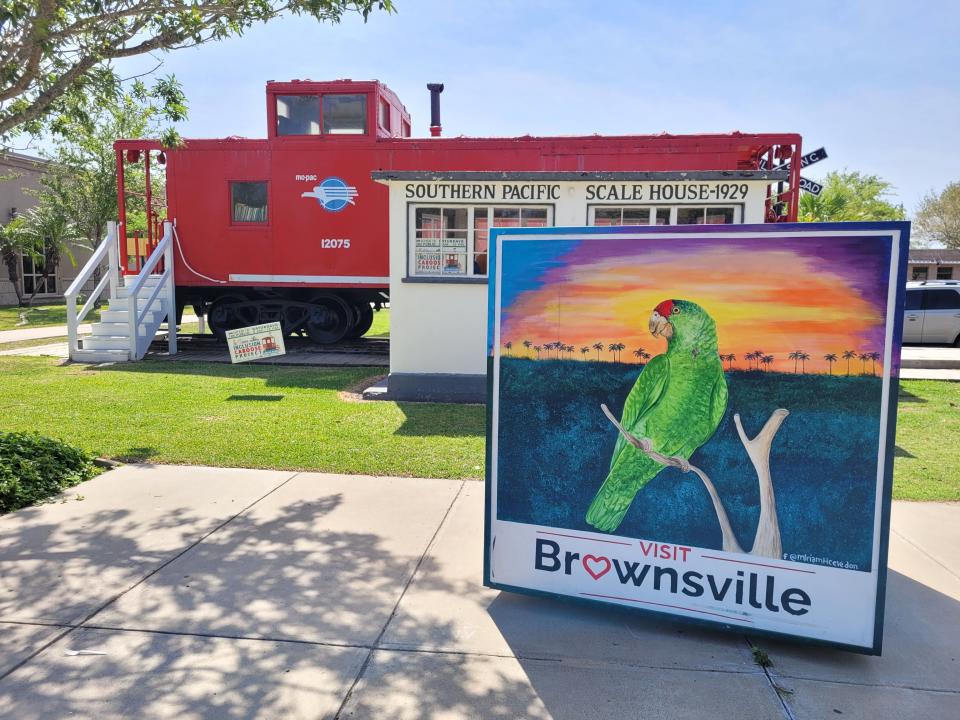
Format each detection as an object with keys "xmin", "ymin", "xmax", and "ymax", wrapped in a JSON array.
[
  {"xmin": 65, "ymin": 221, "xmax": 120, "ymax": 358},
  {"xmin": 126, "ymin": 221, "xmax": 176, "ymax": 359}
]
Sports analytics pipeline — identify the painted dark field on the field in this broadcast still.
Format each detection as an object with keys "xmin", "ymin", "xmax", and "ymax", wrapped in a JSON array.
[{"xmin": 495, "ymin": 357, "xmax": 884, "ymax": 572}]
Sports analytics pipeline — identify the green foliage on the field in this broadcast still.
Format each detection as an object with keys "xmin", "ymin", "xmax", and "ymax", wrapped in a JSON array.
[
  {"xmin": 0, "ymin": 1, "xmax": 394, "ymax": 141},
  {"xmin": 914, "ymin": 181, "xmax": 960, "ymax": 249},
  {"xmin": 750, "ymin": 644, "xmax": 773, "ymax": 668},
  {"xmin": 39, "ymin": 85, "xmax": 170, "ymax": 244},
  {"xmin": 799, "ymin": 170, "xmax": 906, "ymax": 222},
  {"xmin": 0, "ymin": 431, "xmax": 98, "ymax": 514}
]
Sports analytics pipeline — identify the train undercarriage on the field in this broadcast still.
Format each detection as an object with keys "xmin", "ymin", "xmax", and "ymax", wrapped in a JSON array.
[{"xmin": 177, "ymin": 287, "xmax": 387, "ymax": 345}]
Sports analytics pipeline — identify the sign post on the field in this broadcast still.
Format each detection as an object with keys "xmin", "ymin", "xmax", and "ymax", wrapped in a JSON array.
[
  {"xmin": 484, "ymin": 221, "xmax": 909, "ymax": 654},
  {"xmin": 225, "ymin": 321, "xmax": 286, "ymax": 363}
]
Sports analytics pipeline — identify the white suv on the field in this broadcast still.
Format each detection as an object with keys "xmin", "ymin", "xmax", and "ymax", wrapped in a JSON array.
[{"xmin": 904, "ymin": 281, "xmax": 960, "ymax": 345}]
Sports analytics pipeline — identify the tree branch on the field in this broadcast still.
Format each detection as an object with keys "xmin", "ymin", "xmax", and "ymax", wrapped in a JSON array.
[{"xmin": 601, "ymin": 404, "xmax": 744, "ymax": 553}]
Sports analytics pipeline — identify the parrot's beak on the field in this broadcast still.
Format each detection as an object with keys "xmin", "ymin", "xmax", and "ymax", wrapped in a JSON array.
[{"xmin": 649, "ymin": 311, "xmax": 673, "ymax": 339}]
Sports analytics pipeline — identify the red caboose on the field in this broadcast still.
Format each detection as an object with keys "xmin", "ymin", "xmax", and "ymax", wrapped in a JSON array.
[{"xmin": 115, "ymin": 80, "xmax": 801, "ymax": 343}]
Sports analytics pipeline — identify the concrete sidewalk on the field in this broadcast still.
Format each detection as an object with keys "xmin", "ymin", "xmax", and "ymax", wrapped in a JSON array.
[{"xmin": 0, "ymin": 465, "xmax": 956, "ymax": 719}]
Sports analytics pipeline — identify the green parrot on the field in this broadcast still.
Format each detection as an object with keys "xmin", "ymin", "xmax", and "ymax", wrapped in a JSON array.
[{"xmin": 586, "ymin": 298, "xmax": 728, "ymax": 533}]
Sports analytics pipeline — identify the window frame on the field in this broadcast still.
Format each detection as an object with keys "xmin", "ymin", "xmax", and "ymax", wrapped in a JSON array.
[
  {"xmin": 911, "ymin": 266, "xmax": 929, "ymax": 281},
  {"xmin": 936, "ymin": 266, "xmax": 953, "ymax": 280},
  {"xmin": 275, "ymin": 94, "xmax": 321, "ymax": 136},
  {"xmin": 405, "ymin": 202, "xmax": 555, "ymax": 283},
  {"xmin": 586, "ymin": 203, "xmax": 744, "ymax": 226},
  {"xmin": 228, "ymin": 180, "xmax": 270, "ymax": 227},
  {"xmin": 20, "ymin": 252, "xmax": 57, "ymax": 296},
  {"xmin": 322, "ymin": 93, "xmax": 368, "ymax": 136}
]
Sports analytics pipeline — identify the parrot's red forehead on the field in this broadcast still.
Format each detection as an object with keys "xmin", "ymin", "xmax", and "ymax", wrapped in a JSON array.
[{"xmin": 655, "ymin": 300, "xmax": 674, "ymax": 317}]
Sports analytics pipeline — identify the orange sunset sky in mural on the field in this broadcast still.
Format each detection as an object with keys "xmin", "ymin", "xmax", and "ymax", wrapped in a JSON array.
[{"xmin": 500, "ymin": 244, "xmax": 889, "ymax": 373}]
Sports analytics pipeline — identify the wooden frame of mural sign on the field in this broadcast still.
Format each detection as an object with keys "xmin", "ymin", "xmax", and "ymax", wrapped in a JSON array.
[{"xmin": 483, "ymin": 222, "xmax": 910, "ymax": 654}]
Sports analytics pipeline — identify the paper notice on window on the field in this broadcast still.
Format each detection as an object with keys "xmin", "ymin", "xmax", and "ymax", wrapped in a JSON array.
[{"xmin": 225, "ymin": 322, "xmax": 286, "ymax": 363}]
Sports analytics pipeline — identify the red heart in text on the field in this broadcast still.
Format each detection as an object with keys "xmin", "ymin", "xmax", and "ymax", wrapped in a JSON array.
[{"xmin": 582, "ymin": 554, "xmax": 611, "ymax": 580}]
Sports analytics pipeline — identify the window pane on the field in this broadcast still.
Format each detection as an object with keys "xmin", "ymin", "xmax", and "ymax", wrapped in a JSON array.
[
  {"xmin": 493, "ymin": 207, "xmax": 520, "ymax": 227},
  {"xmin": 654, "ymin": 208, "xmax": 671, "ymax": 225},
  {"xmin": 912, "ymin": 267, "xmax": 928, "ymax": 281},
  {"xmin": 402, "ymin": 120, "xmax": 411, "ymax": 137},
  {"xmin": 925, "ymin": 289, "xmax": 960, "ymax": 310},
  {"xmin": 937, "ymin": 266, "xmax": 953, "ymax": 280},
  {"xmin": 676, "ymin": 207, "xmax": 704, "ymax": 225},
  {"xmin": 705, "ymin": 207, "xmax": 735, "ymax": 224},
  {"xmin": 276, "ymin": 95, "xmax": 319, "ymax": 135},
  {"xmin": 521, "ymin": 208, "xmax": 549, "ymax": 227},
  {"xmin": 231, "ymin": 182, "xmax": 268, "ymax": 223},
  {"xmin": 904, "ymin": 291, "xmax": 922, "ymax": 310},
  {"xmin": 443, "ymin": 207, "xmax": 468, "ymax": 230},
  {"xmin": 23, "ymin": 275, "xmax": 33, "ymax": 294},
  {"xmin": 593, "ymin": 208, "xmax": 621, "ymax": 226},
  {"xmin": 323, "ymin": 94, "xmax": 366, "ymax": 134},
  {"xmin": 379, "ymin": 98, "xmax": 391, "ymax": 130},
  {"xmin": 622, "ymin": 208, "xmax": 649, "ymax": 225}
]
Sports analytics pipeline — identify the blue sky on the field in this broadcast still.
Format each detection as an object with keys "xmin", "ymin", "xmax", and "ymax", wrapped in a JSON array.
[{"xmin": 108, "ymin": 0, "xmax": 958, "ymax": 213}]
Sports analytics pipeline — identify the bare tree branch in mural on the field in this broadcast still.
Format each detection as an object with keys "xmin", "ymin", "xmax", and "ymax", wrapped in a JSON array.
[
  {"xmin": 734, "ymin": 409, "xmax": 790, "ymax": 559},
  {"xmin": 601, "ymin": 404, "xmax": 743, "ymax": 554},
  {"xmin": 600, "ymin": 403, "xmax": 790, "ymax": 559}
]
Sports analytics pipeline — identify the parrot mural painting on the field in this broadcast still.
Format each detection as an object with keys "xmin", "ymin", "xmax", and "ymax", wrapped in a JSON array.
[
  {"xmin": 484, "ymin": 222, "xmax": 909, "ymax": 654},
  {"xmin": 586, "ymin": 298, "xmax": 728, "ymax": 533}
]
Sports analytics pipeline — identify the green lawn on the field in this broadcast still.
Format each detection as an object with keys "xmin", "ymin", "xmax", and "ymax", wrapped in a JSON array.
[
  {"xmin": 893, "ymin": 380, "xmax": 960, "ymax": 501},
  {"xmin": 0, "ymin": 303, "xmax": 100, "ymax": 331},
  {"xmin": 0, "ymin": 357, "xmax": 482, "ymax": 479},
  {"xmin": 368, "ymin": 307, "xmax": 389, "ymax": 337},
  {"xmin": 0, "ymin": 355, "xmax": 954, "ymax": 498}
]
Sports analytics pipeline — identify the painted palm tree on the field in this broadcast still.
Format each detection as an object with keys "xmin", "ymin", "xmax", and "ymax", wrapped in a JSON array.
[
  {"xmin": 859, "ymin": 352, "xmax": 870, "ymax": 375},
  {"xmin": 789, "ymin": 351, "xmax": 802, "ymax": 373},
  {"xmin": 799, "ymin": 352, "xmax": 810, "ymax": 373},
  {"xmin": 632, "ymin": 348, "xmax": 643, "ymax": 361},
  {"xmin": 744, "ymin": 351, "xmax": 755, "ymax": 369},
  {"xmin": 534, "ymin": 344, "xmax": 541, "ymax": 359},
  {"xmin": 641, "ymin": 350, "xmax": 651, "ymax": 362},
  {"xmin": 762, "ymin": 354, "xmax": 774, "ymax": 372},
  {"xmin": 824, "ymin": 353, "xmax": 838, "ymax": 374},
  {"xmin": 523, "ymin": 339, "xmax": 532, "ymax": 357},
  {"xmin": 753, "ymin": 350, "xmax": 764, "ymax": 371},
  {"xmin": 593, "ymin": 341, "xmax": 604, "ymax": 361},
  {"xmin": 580, "ymin": 346, "xmax": 589, "ymax": 359},
  {"xmin": 842, "ymin": 349, "xmax": 857, "ymax": 376},
  {"xmin": 504, "ymin": 340, "xmax": 512, "ymax": 356},
  {"xmin": 870, "ymin": 351, "xmax": 881, "ymax": 376},
  {"xmin": 608, "ymin": 342, "xmax": 618, "ymax": 362},
  {"xmin": 616, "ymin": 342, "xmax": 627, "ymax": 362}
]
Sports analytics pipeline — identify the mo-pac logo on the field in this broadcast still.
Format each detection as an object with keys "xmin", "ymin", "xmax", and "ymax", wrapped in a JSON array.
[{"xmin": 300, "ymin": 176, "xmax": 358, "ymax": 212}]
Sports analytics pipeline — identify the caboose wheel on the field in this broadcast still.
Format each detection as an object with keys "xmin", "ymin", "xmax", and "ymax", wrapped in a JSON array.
[
  {"xmin": 346, "ymin": 303, "xmax": 374, "ymax": 339},
  {"xmin": 207, "ymin": 294, "xmax": 249, "ymax": 341},
  {"xmin": 305, "ymin": 294, "xmax": 352, "ymax": 344}
]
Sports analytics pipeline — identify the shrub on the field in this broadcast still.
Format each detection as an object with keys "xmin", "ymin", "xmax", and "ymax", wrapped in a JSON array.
[{"xmin": 0, "ymin": 432, "xmax": 99, "ymax": 514}]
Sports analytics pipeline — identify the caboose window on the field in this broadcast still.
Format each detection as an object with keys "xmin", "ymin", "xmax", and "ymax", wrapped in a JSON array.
[
  {"xmin": 379, "ymin": 98, "xmax": 391, "ymax": 131},
  {"xmin": 231, "ymin": 182, "xmax": 268, "ymax": 223},
  {"xmin": 276, "ymin": 95, "xmax": 320, "ymax": 135},
  {"xmin": 323, "ymin": 94, "xmax": 366, "ymax": 135},
  {"xmin": 410, "ymin": 205, "xmax": 553, "ymax": 279}
]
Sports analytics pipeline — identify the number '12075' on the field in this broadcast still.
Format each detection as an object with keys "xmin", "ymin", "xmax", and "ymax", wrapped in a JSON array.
[{"xmin": 320, "ymin": 238, "xmax": 351, "ymax": 249}]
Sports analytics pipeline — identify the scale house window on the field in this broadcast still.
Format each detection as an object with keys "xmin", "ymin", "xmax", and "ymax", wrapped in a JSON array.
[
  {"xmin": 589, "ymin": 205, "xmax": 739, "ymax": 225},
  {"xmin": 410, "ymin": 205, "xmax": 551, "ymax": 278}
]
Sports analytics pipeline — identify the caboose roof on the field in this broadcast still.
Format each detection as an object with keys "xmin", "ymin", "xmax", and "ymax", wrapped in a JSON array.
[{"xmin": 372, "ymin": 169, "xmax": 789, "ymax": 182}]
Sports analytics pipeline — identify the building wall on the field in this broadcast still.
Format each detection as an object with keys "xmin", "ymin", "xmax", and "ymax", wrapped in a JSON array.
[
  {"xmin": 0, "ymin": 152, "xmax": 96, "ymax": 306},
  {"xmin": 385, "ymin": 177, "xmax": 770, "ymax": 399},
  {"xmin": 908, "ymin": 263, "xmax": 956, "ymax": 281}
]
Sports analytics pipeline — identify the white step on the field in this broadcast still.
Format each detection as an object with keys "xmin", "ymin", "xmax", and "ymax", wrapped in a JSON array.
[
  {"xmin": 116, "ymin": 285, "xmax": 162, "ymax": 299},
  {"xmin": 99, "ymin": 309, "xmax": 161, "ymax": 325},
  {"xmin": 90, "ymin": 322, "xmax": 153, "ymax": 337},
  {"xmin": 70, "ymin": 348, "xmax": 130, "ymax": 363},
  {"xmin": 108, "ymin": 297, "xmax": 167, "ymax": 313},
  {"xmin": 82, "ymin": 335, "xmax": 133, "ymax": 351}
]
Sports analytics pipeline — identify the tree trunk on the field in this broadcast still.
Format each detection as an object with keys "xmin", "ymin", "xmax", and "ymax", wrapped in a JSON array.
[
  {"xmin": 734, "ymin": 410, "xmax": 790, "ymax": 559},
  {"xmin": 2, "ymin": 250, "xmax": 25, "ymax": 306}
]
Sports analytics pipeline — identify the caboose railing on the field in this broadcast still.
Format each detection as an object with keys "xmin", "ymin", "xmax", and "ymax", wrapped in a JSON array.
[
  {"xmin": 126, "ymin": 221, "xmax": 177, "ymax": 359},
  {"xmin": 65, "ymin": 222, "xmax": 121, "ymax": 356}
]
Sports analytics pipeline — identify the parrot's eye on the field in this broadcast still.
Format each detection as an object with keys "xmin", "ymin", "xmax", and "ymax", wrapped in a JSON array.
[{"xmin": 672, "ymin": 306, "xmax": 681, "ymax": 315}]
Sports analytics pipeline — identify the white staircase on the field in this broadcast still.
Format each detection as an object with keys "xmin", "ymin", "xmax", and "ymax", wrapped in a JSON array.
[{"xmin": 65, "ymin": 221, "xmax": 178, "ymax": 362}]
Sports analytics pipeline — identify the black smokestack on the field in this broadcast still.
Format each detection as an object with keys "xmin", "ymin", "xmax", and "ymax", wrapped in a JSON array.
[{"xmin": 427, "ymin": 83, "xmax": 444, "ymax": 136}]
